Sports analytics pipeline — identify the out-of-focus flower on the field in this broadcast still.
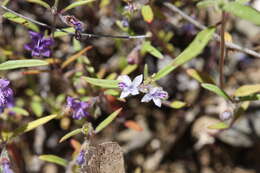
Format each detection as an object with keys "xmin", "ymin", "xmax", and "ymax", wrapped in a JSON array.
[
  {"xmin": 1, "ymin": 159, "xmax": 14, "ymax": 173},
  {"xmin": 66, "ymin": 97, "xmax": 90, "ymax": 120},
  {"xmin": 118, "ymin": 75, "xmax": 143, "ymax": 98},
  {"xmin": 141, "ymin": 87, "xmax": 168, "ymax": 107},
  {"xmin": 0, "ymin": 79, "xmax": 14, "ymax": 113},
  {"xmin": 76, "ymin": 150, "xmax": 85, "ymax": 165},
  {"xmin": 219, "ymin": 110, "xmax": 233, "ymax": 121},
  {"xmin": 24, "ymin": 31, "xmax": 54, "ymax": 57}
]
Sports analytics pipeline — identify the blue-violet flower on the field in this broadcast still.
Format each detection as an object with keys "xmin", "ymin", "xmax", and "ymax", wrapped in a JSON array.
[
  {"xmin": 0, "ymin": 79, "xmax": 14, "ymax": 113},
  {"xmin": 1, "ymin": 159, "xmax": 14, "ymax": 173},
  {"xmin": 118, "ymin": 75, "xmax": 143, "ymax": 99},
  {"xmin": 76, "ymin": 150, "xmax": 85, "ymax": 165},
  {"xmin": 66, "ymin": 97, "xmax": 90, "ymax": 120},
  {"xmin": 141, "ymin": 87, "xmax": 168, "ymax": 107},
  {"xmin": 24, "ymin": 31, "xmax": 54, "ymax": 57}
]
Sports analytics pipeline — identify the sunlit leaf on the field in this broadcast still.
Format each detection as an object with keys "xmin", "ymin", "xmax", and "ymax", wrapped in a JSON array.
[
  {"xmin": 170, "ymin": 100, "xmax": 187, "ymax": 109},
  {"xmin": 0, "ymin": 60, "xmax": 48, "ymax": 70},
  {"xmin": 94, "ymin": 108, "xmax": 122, "ymax": 134},
  {"xmin": 12, "ymin": 114, "xmax": 57, "ymax": 137},
  {"xmin": 26, "ymin": 0, "xmax": 51, "ymax": 9},
  {"xmin": 186, "ymin": 68, "xmax": 215, "ymax": 84},
  {"xmin": 141, "ymin": 5, "xmax": 154, "ymax": 23},
  {"xmin": 53, "ymin": 27, "xmax": 75, "ymax": 37},
  {"xmin": 10, "ymin": 107, "xmax": 29, "ymax": 116},
  {"xmin": 3, "ymin": 12, "xmax": 39, "ymax": 31},
  {"xmin": 201, "ymin": 83, "xmax": 232, "ymax": 100},
  {"xmin": 31, "ymin": 101, "xmax": 44, "ymax": 117},
  {"xmin": 83, "ymin": 77, "xmax": 119, "ymax": 88},
  {"xmin": 153, "ymin": 27, "xmax": 215, "ymax": 80},
  {"xmin": 39, "ymin": 155, "xmax": 68, "ymax": 167},
  {"xmin": 234, "ymin": 84, "xmax": 260, "ymax": 97},
  {"xmin": 208, "ymin": 122, "xmax": 229, "ymax": 129},
  {"xmin": 141, "ymin": 41, "xmax": 164, "ymax": 59},
  {"xmin": 59, "ymin": 128, "xmax": 82, "ymax": 143},
  {"xmin": 223, "ymin": 2, "xmax": 260, "ymax": 26},
  {"xmin": 62, "ymin": 0, "xmax": 95, "ymax": 12},
  {"xmin": 121, "ymin": 64, "xmax": 137, "ymax": 75}
]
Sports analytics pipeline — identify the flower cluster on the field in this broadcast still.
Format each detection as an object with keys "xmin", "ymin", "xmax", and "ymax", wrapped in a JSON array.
[
  {"xmin": 66, "ymin": 97, "xmax": 90, "ymax": 120},
  {"xmin": 24, "ymin": 31, "xmax": 54, "ymax": 57},
  {"xmin": 0, "ymin": 79, "xmax": 14, "ymax": 113},
  {"xmin": 118, "ymin": 75, "xmax": 168, "ymax": 107}
]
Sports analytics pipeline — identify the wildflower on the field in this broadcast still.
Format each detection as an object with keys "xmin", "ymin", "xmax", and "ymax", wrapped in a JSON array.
[
  {"xmin": 66, "ymin": 97, "xmax": 90, "ymax": 120},
  {"xmin": 1, "ymin": 159, "xmax": 14, "ymax": 173},
  {"xmin": 118, "ymin": 75, "xmax": 143, "ymax": 99},
  {"xmin": 141, "ymin": 87, "xmax": 168, "ymax": 107},
  {"xmin": 0, "ymin": 79, "xmax": 14, "ymax": 113},
  {"xmin": 219, "ymin": 110, "xmax": 233, "ymax": 121},
  {"xmin": 76, "ymin": 150, "xmax": 85, "ymax": 165},
  {"xmin": 24, "ymin": 31, "xmax": 54, "ymax": 57}
]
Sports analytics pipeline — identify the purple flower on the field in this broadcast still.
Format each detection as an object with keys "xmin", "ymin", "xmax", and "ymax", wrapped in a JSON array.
[
  {"xmin": 76, "ymin": 150, "xmax": 85, "ymax": 165},
  {"xmin": 24, "ymin": 31, "xmax": 54, "ymax": 57},
  {"xmin": 66, "ymin": 97, "xmax": 90, "ymax": 120},
  {"xmin": 219, "ymin": 111, "xmax": 233, "ymax": 121},
  {"xmin": 141, "ymin": 87, "xmax": 168, "ymax": 107},
  {"xmin": 1, "ymin": 159, "xmax": 14, "ymax": 173},
  {"xmin": 118, "ymin": 75, "xmax": 143, "ymax": 99},
  {"xmin": 0, "ymin": 79, "xmax": 14, "ymax": 113}
]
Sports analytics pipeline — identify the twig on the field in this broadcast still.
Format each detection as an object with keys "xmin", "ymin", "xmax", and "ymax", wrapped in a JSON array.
[
  {"xmin": 164, "ymin": 3, "xmax": 260, "ymax": 59},
  {"xmin": 0, "ymin": 5, "xmax": 149, "ymax": 39},
  {"xmin": 219, "ymin": 12, "xmax": 227, "ymax": 89}
]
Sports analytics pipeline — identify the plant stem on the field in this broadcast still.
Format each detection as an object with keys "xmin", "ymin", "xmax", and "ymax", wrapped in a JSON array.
[{"xmin": 219, "ymin": 12, "xmax": 227, "ymax": 89}]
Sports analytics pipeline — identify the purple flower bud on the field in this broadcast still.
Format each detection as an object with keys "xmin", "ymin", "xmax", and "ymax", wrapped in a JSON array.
[
  {"xmin": 141, "ymin": 87, "xmax": 168, "ymax": 107},
  {"xmin": 219, "ymin": 110, "xmax": 233, "ymax": 121},
  {"xmin": 118, "ymin": 75, "xmax": 143, "ymax": 98},
  {"xmin": 0, "ymin": 79, "xmax": 14, "ymax": 113},
  {"xmin": 66, "ymin": 97, "xmax": 90, "ymax": 120},
  {"xmin": 76, "ymin": 150, "xmax": 85, "ymax": 165},
  {"xmin": 24, "ymin": 31, "xmax": 54, "ymax": 57},
  {"xmin": 1, "ymin": 159, "xmax": 14, "ymax": 173}
]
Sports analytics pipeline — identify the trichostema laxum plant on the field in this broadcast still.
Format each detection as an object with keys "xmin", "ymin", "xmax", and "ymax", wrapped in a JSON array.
[{"xmin": 1, "ymin": 0, "xmax": 260, "ymax": 172}]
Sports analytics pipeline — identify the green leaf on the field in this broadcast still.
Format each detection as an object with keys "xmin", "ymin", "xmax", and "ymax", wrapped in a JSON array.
[
  {"xmin": 235, "ymin": 0, "xmax": 250, "ymax": 4},
  {"xmin": 10, "ymin": 107, "xmax": 29, "ymax": 116},
  {"xmin": 26, "ymin": 0, "xmax": 51, "ymax": 9},
  {"xmin": 121, "ymin": 64, "xmax": 137, "ymax": 75},
  {"xmin": 208, "ymin": 122, "xmax": 229, "ymax": 130},
  {"xmin": 39, "ymin": 155, "xmax": 68, "ymax": 167},
  {"xmin": 197, "ymin": 0, "xmax": 217, "ymax": 8},
  {"xmin": 201, "ymin": 83, "xmax": 232, "ymax": 100},
  {"xmin": 54, "ymin": 27, "xmax": 75, "ymax": 37},
  {"xmin": 62, "ymin": 0, "xmax": 95, "ymax": 12},
  {"xmin": 2, "ymin": 12, "xmax": 39, "ymax": 32},
  {"xmin": 83, "ymin": 77, "xmax": 119, "ymax": 88},
  {"xmin": 223, "ymin": 2, "xmax": 260, "ymax": 26},
  {"xmin": 12, "ymin": 114, "xmax": 57, "ymax": 137},
  {"xmin": 234, "ymin": 84, "xmax": 260, "ymax": 97},
  {"xmin": 186, "ymin": 68, "xmax": 215, "ymax": 84},
  {"xmin": 104, "ymin": 89, "xmax": 119, "ymax": 96},
  {"xmin": 141, "ymin": 41, "xmax": 164, "ymax": 59},
  {"xmin": 31, "ymin": 101, "xmax": 44, "ymax": 117},
  {"xmin": 141, "ymin": 5, "xmax": 154, "ymax": 23},
  {"xmin": 153, "ymin": 27, "xmax": 216, "ymax": 81},
  {"xmin": 59, "ymin": 128, "xmax": 82, "ymax": 143},
  {"xmin": 170, "ymin": 101, "xmax": 187, "ymax": 109},
  {"xmin": 94, "ymin": 108, "xmax": 122, "ymax": 134},
  {"xmin": 0, "ymin": 60, "xmax": 48, "ymax": 70}
]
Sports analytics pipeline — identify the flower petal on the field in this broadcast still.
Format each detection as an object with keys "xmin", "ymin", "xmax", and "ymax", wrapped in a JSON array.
[
  {"xmin": 141, "ymin": 94, "xmax": 152, "ymax": 103},
  {"xmin": 132, "ymin": 74, "xmax": 143, "ymax": 87},
  {"xmin": 118, "ymin": 75, "xmax": 132, "ymax": 86},
  {"xmin": 130, "ymin": 88, "xmax": 139, "ymax": 95},
  {"xmin": 153, "ymin": 98, "xmax": 162, "ymax": 107},
  {"xmin": 120, "ymin": 90, "xmax": 130, "ymax": 98}
]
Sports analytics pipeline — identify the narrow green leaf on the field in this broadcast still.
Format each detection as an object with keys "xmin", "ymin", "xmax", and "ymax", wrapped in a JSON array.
[
  {"xmin": 186, "ymin": 68, "xmax": 215, "ymax": 84},
  {"xmin": 235, "ymin": 0, "xmax": 250, "ymax": 4},
  {"xmin": 12, "ymin": 114, "xmax": 57, "ymax": 137},
  {"xmin": 201, "ymin": 83, "xmax": 231, "ymax": 100},
  {"xmin": 197, "ymin": 0, "xmax": 217, "ymax": 8},
  {"xmin": 141, "ymin": 41, "xmax": 164, "ymax": 59},
  {"xmin": 153, "ymin": 27, "xmax": 215, "ymax": 80},
  {"xmin": 95, "ymin": 108, "xmax": 122, "ymax": 134},
  {"xmin": 0, "ymin": 60, "xmax": 48, "ymax": 70},
  {"xmin": 31, "ymin": 101, "xmax": 44, "ymax": 117},
  {"xmin": 104, "ymin": 89, "xmax": 119, "ymax": 96},
  {"xmin": 54, "ymin": 27, "xmax": 75, "ymax": 37},
  {"xmin": 223, "ymin": 2, "xmax": 260, "ymax": 26},
  {"xmin": 121, "ymin": 64, "xmax": 137, "ymax": 75},
  {"xmin": 234, "ymin": 84, "xmax": 260, "ymax": 97},
  {"xmin": 141, "ymin": 5, "xmax": 154, "ymax": 23},
  {"xmin": 208, "ymin": 122, "xmax": 229, "ymax": 130},
  {"xmin": 59, "ymin": 128, "xmax": 82, "ymax": 143},
  {"xmin": 83, "ymin": 77, "xmax": 119, "ymax": 88},
  {"xmin": 3, "ymin": 12, "xmax": 39, "ymax": 31},
  {"xmin": 170, "ymin": 101, "xmax": 187, "ymax": 109},
  {"xmin": 39, "ymin": 155, "xmax": 68, "ymax": 167},
  {"xmin": 62, "ymin": 0, "xmax": 95, "ymax": 12},
  {"xmin": 10, "ymin": 107, "xmax": 29, "ymax": 116},
  {"xmin": 26, "ymin": 0, "xmax": 51, "ymax": 9}
]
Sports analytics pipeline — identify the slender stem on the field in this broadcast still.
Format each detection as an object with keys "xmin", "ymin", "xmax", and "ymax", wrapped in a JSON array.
[
  {"xmin": 164, "ymin": 3, "xmax": 260, "ymax": 59},
  {"xmin": 219, "ymin": 12, "xmax": 226, "ymax": 89},
  {"xmin": 0, "ymin": 5, "xmax": 149, "ymax": 39}
]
